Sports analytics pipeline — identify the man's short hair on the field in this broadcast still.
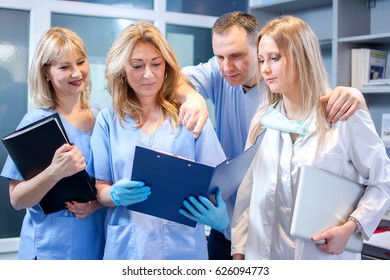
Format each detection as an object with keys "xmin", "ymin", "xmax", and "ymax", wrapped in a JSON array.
[{"xmin": 212, "ymin": 11, "xmax": 261, "ymax": 45}]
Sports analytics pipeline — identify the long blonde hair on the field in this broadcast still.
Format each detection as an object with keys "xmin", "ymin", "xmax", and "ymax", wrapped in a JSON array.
[
  {"xmin": 28, "ymin": 27, "xmax": 91, "ymax": 109},
  {"xmin": 248, "ymin": 15, "xmax": 331, "ymax": 145},
  {"xmin": 105, "ymin": 21, "xmax": 181, "ymax": 128}
]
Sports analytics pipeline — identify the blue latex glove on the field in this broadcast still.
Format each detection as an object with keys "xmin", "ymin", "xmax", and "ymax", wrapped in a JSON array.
[
  {"xmin": 110, "ymin": 178, "xmax": 151, "ymax": 206},
  {"xmin": 179, "ymin": 188, "xmax": 229, "ymax": 231}
]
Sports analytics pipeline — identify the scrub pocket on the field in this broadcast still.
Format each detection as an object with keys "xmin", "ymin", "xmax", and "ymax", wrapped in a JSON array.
[
  {"xmin": 104, "ymin": 222, "xmax": 138, "ymax": 259},
  {"xmin": 34, "ymin": 216, "xmax": 74, "ymax": 259},
  {"xmin": 162, "ymin": 223, "xmax": 208, "ymax": 260}
]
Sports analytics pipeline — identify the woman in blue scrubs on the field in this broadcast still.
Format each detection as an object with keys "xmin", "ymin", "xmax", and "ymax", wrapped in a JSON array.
[
  {"xmin": 88, "ymin": 22, "xmax": 227, "ymax": 260},
  {"xmin": 1, "ymin": 27, "xmax": 106, "ymax": 259}
]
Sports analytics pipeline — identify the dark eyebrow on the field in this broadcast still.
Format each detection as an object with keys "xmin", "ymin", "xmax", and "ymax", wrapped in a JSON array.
[{"xmin": 130, "ymin": 56, "xmax": 162, "ymax": 62}]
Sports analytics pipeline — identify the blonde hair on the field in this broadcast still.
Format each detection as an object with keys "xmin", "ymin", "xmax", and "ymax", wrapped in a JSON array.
[
  {"xmin": 249, "ymin": 15, "xmax": 331, "ymax": 145},
  {"xmin": 28, "ymin": 27, "xmax": 91, "ymax": 109},
  {"xmin": 105, "ymin": 21, "xmax": 181, "ymax": 128}
]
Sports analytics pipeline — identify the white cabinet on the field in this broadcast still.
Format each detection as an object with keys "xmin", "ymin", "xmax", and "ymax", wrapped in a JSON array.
[
  {"xmin": 250, "ymin": 0, "xmax": 390, "ymax": 149},
  {"xmin": 334, "ymin": 0, "xmax": 390, "ymax": 93},
  {"xmin": 250, "ymin": 0, "xmax": 390, "ymax": 91}
]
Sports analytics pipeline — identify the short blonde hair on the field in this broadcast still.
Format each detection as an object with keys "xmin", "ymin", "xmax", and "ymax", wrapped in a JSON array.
[
  {"xmin": 28, "ymin": 27, "xmax": 91, "ymax": 109},
  {"xmin": 105, "ymin": 21, "xmax": 181, "ymax": 128}
]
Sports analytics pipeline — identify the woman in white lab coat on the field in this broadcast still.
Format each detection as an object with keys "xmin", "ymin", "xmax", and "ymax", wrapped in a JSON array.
[{"xmin": 231, "ymin": 15, "xmax": 390, "ymax": 260}]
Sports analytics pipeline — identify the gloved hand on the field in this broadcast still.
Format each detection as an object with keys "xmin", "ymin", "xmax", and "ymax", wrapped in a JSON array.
[
  {"xmin": 110, "ymin": 178, "xmax": 151, "ymax": 206},
  {"xmin": 179, "ymin": 187, "xmax": 229, "ymax": 231}
]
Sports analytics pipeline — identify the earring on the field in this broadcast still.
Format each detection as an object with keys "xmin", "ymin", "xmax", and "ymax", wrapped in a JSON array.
[
  {"xmin": 121, "ymin": 76, "xmax": 127, "ymax": 84},
  {"xmin": 46, "ymin": 77, "xmax": 50, "ymax": 82}
]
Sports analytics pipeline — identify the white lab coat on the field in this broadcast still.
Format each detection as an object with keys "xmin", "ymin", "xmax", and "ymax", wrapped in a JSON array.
[{"xmin": 231, "ymin": 107, "xmax": 390, "ymax": 260}]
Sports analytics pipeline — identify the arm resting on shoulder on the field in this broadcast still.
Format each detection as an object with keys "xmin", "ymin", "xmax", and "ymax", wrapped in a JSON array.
[
  {"xmin": 176, "ymin": 74, "xmax": 209, "ymax": 138},
  {"xmin": 320, "ymin": 86, "xmax": 368, "ymax": 123}
]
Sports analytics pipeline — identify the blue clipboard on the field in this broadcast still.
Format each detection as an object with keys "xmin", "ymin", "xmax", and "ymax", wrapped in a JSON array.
[{"xmin": 128, "ymin": 130, "xmax": 266, "ymax": 227}]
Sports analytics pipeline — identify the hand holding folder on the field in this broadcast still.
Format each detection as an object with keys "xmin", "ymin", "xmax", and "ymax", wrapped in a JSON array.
[
  {"xmin": 128, "ymin": 130, "xmax": 266, "ymax": 227},
  {"xmin": 110, "ymin": 178, "xmax": 151, "ymax": 206},
  {"xmin": 179, "ymin": 187, "xmax": 229, "ymax": 230},
  {"xmin": 1, "ymin": 113, "xmax": 97, "ymax": 214}
]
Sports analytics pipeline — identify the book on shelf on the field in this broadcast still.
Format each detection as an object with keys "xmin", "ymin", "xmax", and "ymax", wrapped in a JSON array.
[
  {"xmin": 128, "ymin": 130, "xmax": 266, "ymax": 227},
  {"xmin": 1, "ymin": 113, "xmax": 97, "ymax": 214},
  {"xmin": 351, "ymin": 48, "xmax": 387, "ymax": 89}
]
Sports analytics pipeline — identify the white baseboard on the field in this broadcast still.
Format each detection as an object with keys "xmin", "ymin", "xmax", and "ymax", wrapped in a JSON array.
[{"xmin": 0, "ymin": 238, "xmax": 19, "ymax": 260}]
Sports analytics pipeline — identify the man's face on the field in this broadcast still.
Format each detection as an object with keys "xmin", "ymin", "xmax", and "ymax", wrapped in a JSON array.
[{"xmin": 212, "ymin": 26, "xmax": 259, "ymax": 87}]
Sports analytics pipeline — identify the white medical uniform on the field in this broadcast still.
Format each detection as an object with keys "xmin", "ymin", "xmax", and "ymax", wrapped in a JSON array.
[{"xmin": 232, "ymin": 102, "xmax": 390, "ymax": 260}]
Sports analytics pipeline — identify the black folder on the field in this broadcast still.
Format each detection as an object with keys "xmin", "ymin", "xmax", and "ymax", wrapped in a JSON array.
[
  {"xmin": 128, "ymin": 130, "xmax": 265, "ymax": 227},
  {"xmin": 1, "ymin": 113, "xmax": 96, "ymax": 214}
]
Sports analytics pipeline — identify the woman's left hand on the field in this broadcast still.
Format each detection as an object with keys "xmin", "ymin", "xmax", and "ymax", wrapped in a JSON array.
[
  {"xmin": 179, "ymin": 187, "xmax": 229, "ymax": 231},
  {"xmin": 65, "ymin": 200, "xmax": 102, "ymax": 218},
  {"xmin": 311, "ymin": 220, "xmax": 356, "ymax": 255}
]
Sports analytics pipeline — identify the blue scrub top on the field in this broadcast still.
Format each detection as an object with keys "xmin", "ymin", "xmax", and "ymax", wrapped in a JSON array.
[
  {"xmin": 182, "ymin": 56, "xmax": 267, "ymax": 160},
  {"xmin": 182, "ymin": 56, "xmax": 267, "ymax": 240},
  {"xmin": 1, "ymin": 107, "xmax": 106, "ymax": 260},
  {"xmin": 87, "ymin": 106, "xmax": 226, "ymax": 260}
]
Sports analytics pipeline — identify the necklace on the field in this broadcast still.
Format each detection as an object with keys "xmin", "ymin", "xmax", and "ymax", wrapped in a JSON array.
[{"xmin": 138, "ymin": 128, "xmax": 158, "ymax": 148}]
